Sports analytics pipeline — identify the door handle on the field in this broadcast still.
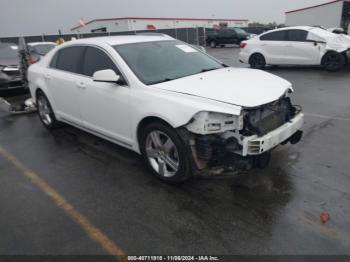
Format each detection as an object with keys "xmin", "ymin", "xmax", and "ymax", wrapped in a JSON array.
[{"xmin": 76, "ymin": 82, "xmax": 86, "ymax": 90}]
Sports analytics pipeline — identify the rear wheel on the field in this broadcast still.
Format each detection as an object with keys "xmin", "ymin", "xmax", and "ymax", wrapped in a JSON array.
[
  {"xmin": 139, "ymin": 122, "xmax": 192, "ymax": 184},
  {"xmin": 249, "ymin": 53, "xmax": 266, "ymax": 69},
  {"xmin": 322, "ymin": 51, "xmax": 346, "ymax": 71},
  {"xmin": 36, "ymin": 91, "xmax": 61, "ymax": 129}
]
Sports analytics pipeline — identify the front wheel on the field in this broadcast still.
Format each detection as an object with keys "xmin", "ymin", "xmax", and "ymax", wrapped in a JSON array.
[
  {"xmin": 322, "ymin": 52, "xmax": 346, "ymax": 71},
  {"xmin": 249, "ymin": 53, "xmax": 266, "ymax": 69},
  {"xmin": 139, "ymin": 122, "xmax": 193, "ymax": 184},
  {"xmin": 37, "ymin": 91, "xmax": 62, "ymax": 129}
]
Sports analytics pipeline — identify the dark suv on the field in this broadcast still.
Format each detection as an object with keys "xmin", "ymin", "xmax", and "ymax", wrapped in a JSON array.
[
  {"xmin": 206, "ymin": 28, "xmax": 248, "ymax": 48},
  {"xmin": 0, "ymin": 43, "xmax": 24, "ymax": 92}
]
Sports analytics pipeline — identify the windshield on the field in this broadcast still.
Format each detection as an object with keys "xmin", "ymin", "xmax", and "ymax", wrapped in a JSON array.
[
  {"xmin": 30, "ymin": 44, "xmax": 56, "ymax": 56},
  {"xmin": 233, "ymin": 28, "xmax": 247, "ymax": 35},
  {"xmin": 114, "ymin": 40, "xmax": 223, "ymax": 85},
  {"xmin": 0, "ymin": 45, "xmax": 18, "ymax": 60}
]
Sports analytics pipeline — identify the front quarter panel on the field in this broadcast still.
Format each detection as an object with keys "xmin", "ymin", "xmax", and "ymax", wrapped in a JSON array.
[{"xmin": 129, "ymin": 87, "xmax": 242, "ymax": 153}]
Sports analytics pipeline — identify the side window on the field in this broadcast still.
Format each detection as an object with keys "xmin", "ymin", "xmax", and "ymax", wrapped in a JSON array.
[
  {"xmin": 287, "ymin": 30, "xmax": 308, "ymax": 42},
  {"xmin": 53, "ymin": 46, "xmax": 86, "ymax": 74},
  {"xmin": 260, "ymin": 31, "xmax": 287, "ymax": 41},
  {"xmin": 82, "ymin": 47, "xmax": 120, "ymax": 77}
]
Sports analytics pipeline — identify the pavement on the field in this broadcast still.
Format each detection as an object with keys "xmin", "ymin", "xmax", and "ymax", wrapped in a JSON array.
[{"xmin": 0, "ymin": 47, "xmax": 350, "ymax": 259}]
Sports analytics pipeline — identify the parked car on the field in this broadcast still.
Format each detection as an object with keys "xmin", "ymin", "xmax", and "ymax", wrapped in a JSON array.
[
  {"xmin": 0, "ymin": 43, "xmax": 25, "ymax": 91},
  {"xmin": 28, "ymin": 35, "xmax": 304, "ymax": 183},
  {"xmin": 27, "ymin": 42, "xmax": 56, "ymax": 64},
  {"xmin": 206, "ymin": 28, "xmax": 248, "ymax": 48},
  {"xmin": 239, "ymin": 26, "xmax": 350, "ymax": 71}
]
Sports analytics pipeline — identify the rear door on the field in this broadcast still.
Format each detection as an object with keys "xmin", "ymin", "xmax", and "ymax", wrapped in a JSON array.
[
  {"xmin": 77, "ymin": 46, "xmax": 132, "ymax": 146},
  {"xmin": 284, "ymin": 29, "xmax": 320, "ymax": 65},
  {"xmin": 48, "ymin": 46, "xmax": 86, "ymax": 125},
  {"xmin": 259, "ymin": 30, "xmax": 289, "ymax": 64}
]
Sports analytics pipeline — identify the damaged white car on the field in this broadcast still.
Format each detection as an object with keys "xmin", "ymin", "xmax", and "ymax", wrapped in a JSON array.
[
  {"xmin": 239, "ymin": 26, "xmax": 350, "ymax": 71},
  {"xmin": 28, "ymin": 35, "xmax": 304, "ymax": 183}
]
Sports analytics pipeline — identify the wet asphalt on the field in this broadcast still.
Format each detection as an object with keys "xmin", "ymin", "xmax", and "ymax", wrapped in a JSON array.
[{"xmin": 0, "ymin": 47, "xmax": 349, "ymax": 257}]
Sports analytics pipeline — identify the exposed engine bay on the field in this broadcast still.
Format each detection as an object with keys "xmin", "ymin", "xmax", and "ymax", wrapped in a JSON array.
[{"xmin": 183, "ymin": 97, "xmax": 303, "ymax": 175}]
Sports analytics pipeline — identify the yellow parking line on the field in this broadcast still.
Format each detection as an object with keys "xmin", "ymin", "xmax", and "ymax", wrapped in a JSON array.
[{"xmin": 0, "ymin": 145, "xmax": 126, "ymax": 261}]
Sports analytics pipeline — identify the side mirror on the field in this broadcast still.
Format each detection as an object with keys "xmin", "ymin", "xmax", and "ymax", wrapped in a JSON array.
[{"xmin": 93, "ymin": 69, "xmax": 121, "ymax": 83}]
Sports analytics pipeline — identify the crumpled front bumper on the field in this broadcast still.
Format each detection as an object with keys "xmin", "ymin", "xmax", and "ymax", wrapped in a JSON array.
[{"xmin": 241, "ymin": 112, "xmax": 304, "ymax": 156}]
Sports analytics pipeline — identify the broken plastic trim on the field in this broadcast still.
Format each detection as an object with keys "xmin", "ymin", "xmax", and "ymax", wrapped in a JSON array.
[{"xmin": 0, "ymin": 97, "xmax": 37, "ymax": 115}]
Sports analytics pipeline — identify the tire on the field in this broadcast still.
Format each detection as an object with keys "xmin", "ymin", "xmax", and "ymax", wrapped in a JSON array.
[
  {"xmin": 139, "ymin": 121, "xmax": 193, "ymax": 184},
  {"xmin": 210, "ymin": 41, "xmax": 217, "ymax": 48},
  {"xmin": 249, "ymin": 53, "xmax": 266, "ymax": 69},
  {"xmin": 322, "ymin": 51, "xmax": 346, "ymax": 72},
  {"xmin": 36, "ymin": 91, "xmax": 62, "ymax": 129}
]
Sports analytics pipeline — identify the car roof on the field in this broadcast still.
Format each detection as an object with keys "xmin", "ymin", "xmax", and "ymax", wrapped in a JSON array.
[
  {"xmin": 263, "ymin": 26, "xmax": 315, "ymax": 34},
  {"xmin": 63, "ymin": 34, "xmax": 175, "ymax": 47}
]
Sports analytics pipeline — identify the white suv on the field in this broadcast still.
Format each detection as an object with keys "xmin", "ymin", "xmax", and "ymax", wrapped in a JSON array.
[
  {"xmin": 239, "ymin": 26, "xmax": 350, "ymax": 71},
  {"xmin": 28, "ymin": 34, "xmax": 304, "ymax": 183}
]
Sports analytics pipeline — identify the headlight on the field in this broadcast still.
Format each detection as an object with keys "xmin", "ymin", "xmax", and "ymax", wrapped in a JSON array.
[{"xmin": 186, "ymin": 111, "xmax": 242, "ymax": 135}]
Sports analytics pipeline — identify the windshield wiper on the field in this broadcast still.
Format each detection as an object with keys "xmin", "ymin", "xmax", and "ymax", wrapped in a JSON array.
[{"xmin": 149, "ymin": 78, "xmax": 174, "ymax": 85}]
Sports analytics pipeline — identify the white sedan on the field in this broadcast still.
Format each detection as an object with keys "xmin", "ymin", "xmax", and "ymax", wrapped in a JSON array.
[
  {"xmin": 28, "ymin": 34, "xmax": 304, "ymax": 183},
  {"xmin": 239, "ymin": 26, "xmax": 350, "ymax": 71}
]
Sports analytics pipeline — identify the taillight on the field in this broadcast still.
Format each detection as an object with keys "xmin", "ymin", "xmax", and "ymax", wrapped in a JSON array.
[{"xmin": 240, "ymin": 42, "xmax": 247, "ymax": 49}]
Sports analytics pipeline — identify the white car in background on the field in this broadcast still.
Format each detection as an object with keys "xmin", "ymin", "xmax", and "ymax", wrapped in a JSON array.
[
  {"xmin": 239, "ymin": 26, "xmax": 350, "ymax": 71},
  {"xmin": 27, "ymin": 42, "xmax": 56, "ymax": 64},
  {"xmin": 28, "ymin": 35, "xmax": 303, "ymax": 184}
]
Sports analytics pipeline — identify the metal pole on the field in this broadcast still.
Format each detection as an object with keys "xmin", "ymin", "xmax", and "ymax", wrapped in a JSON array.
[{"xmin": 186, "ymin": 28, "xmax": 189, "ymax": 43}]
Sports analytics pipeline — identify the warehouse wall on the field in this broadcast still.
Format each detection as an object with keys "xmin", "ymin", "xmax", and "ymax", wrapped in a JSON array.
[
  {"xmin": 285, "ymin": 1, "xmax": 343, "ymax": 28},
  {"xmin": 72, "ymin": 19, "xmax": 248, "ymax": 34}
]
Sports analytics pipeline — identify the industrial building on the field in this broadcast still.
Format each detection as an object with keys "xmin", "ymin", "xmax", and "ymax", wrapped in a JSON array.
[
  {"xmin": 70, "ymin": 17, "xmax": 249, "ymax": 33},
  {"xmin": 285, "ymin": 0, "xmax": 350, "ymax": 31}
]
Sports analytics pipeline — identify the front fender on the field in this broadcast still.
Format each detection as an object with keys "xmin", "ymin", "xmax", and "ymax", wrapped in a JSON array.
[{"xmin": 130, "ymin": 87, "xmax": 242, "ymax": 152}]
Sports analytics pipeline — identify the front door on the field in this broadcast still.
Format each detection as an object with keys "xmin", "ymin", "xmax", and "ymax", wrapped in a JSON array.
[{"xmin": 284, "ymin": 29, "xmax": 320, "ymax": 65}]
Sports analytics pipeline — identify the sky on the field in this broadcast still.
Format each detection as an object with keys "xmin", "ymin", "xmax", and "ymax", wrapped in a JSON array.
[{"xmin": 0, "ymin": 0, "xmax": 327, "ymax": 37}]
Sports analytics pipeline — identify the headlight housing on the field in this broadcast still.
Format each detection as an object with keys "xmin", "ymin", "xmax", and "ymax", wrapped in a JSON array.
[{"xmin": 186, "ymin": 111, "xmax": 243, "ymax": 135}]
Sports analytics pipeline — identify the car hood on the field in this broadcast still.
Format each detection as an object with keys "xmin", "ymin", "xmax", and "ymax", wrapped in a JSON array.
[
  {"xmin": 151, "ymin": 68, "xmax": 292, "ymax": 108},
  {"xmin": 0, "ymin": 57, "xmax": 19, "ymax": 67}
]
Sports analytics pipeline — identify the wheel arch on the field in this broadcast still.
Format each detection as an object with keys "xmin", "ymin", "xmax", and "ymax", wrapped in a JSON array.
[
  {"xmin": 249, "ymin": 52, "xmax": 266, "ymax": 63},
  {"xmin": 321, "ymin": 50, "xmax": 347, "ymax": 65},
  {"xmin": 136, "ymin": 116, "xmax": 176, "ymax": 151}
]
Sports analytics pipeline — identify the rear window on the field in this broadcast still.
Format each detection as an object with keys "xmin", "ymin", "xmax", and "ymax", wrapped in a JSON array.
[
  {"xmin": 51, "ymin": 46, "xmax": 86, "ymax": 74},
  {"xmin": 30, "ymin": 44, "xmax": 56, "ymax": 56},
  {"xmin": 260, "ymin": 31, "xmax": 287, "ymax": 41}
]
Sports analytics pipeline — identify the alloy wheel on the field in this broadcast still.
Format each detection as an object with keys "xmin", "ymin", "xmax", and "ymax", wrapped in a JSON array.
[
  {"xmin": 145, "ymin": 130, "xmax": 179, "ymax": 178},
  {"xmin": 37, "ymin": 95, "xmax": 52, "ymax": 126}
]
